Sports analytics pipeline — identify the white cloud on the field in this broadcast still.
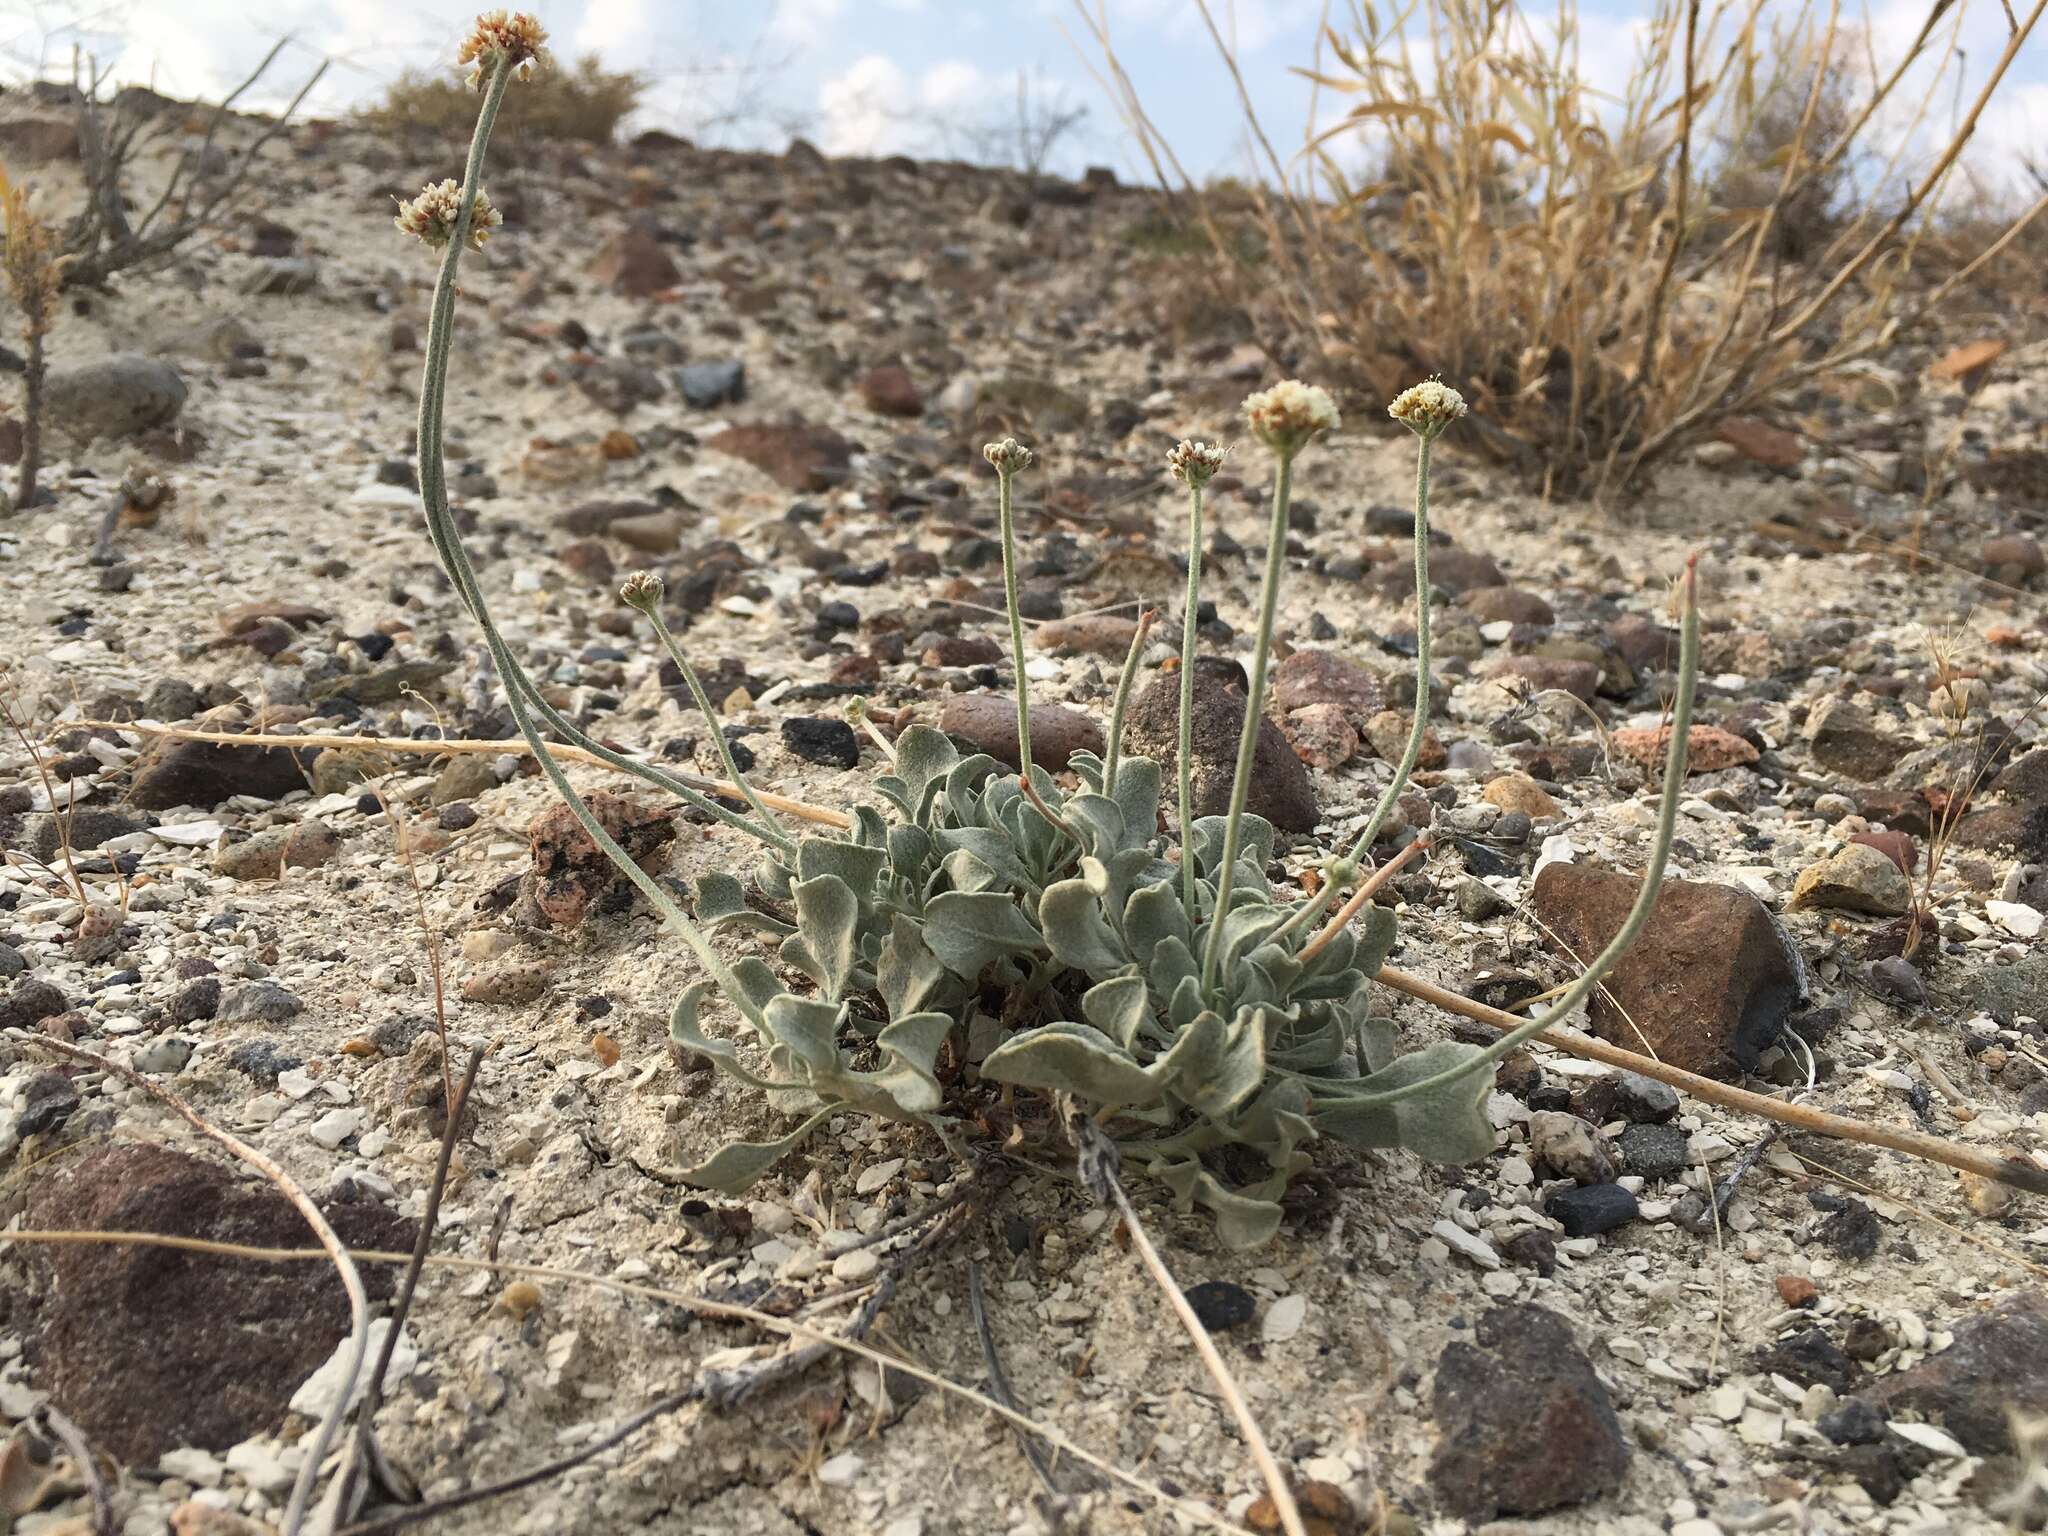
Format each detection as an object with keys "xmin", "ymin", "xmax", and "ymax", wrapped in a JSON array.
[
  {"xmin": 771, "ymin": 0, "xmax": 846, "ymax": 45},
  {"xmin": 919, "ymin": 59, "xmax": 985, "ymax": 114},
  {"xmin": 817, "ymin": 52, "xmax": 908, "ymax": 154},
  {"xmin": 576, "ymin": 0, "xmax": 650, "ymax": 60}
]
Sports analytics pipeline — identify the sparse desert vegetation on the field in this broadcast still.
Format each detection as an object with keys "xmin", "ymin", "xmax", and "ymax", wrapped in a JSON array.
[{"xmin": 0, "ymin": 6, "xmax": 2047, "ymax": 1536}]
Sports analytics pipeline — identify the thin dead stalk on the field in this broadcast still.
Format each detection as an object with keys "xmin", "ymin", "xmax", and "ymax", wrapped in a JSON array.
[
  {"xmin": 65, "ymin": 719, "xmax": 854, "ymax": 829},
  {"xmin": 1372, "ymin": 966, "xmax": 2048, "ymax": 1194}
]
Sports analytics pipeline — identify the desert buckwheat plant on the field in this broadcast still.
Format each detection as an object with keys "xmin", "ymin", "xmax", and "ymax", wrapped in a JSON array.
[{"xmin": 407, "ymin": 13, "xmax": 1704, "ymax": 1246}]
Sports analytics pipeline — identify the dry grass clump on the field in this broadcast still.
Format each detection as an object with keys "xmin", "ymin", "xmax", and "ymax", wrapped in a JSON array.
[
  {"xmin": 1080, "ymin": 0, "xmax": 2048, "ymax": 498},
  {"xmin": 363, "ymin": 53, "xmax": 645, "ymax": 145}
]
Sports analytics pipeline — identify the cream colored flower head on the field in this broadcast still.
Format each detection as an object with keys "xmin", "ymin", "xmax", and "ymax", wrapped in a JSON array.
[
  {"xmin": 618, "ymin": 569, "xmax": 665, "ymax": 610},
  {"xmin": 393, "ymin": 180, "xmax": 503, "ymax": 250},
  {"xmin": 982, "ymin": 438, "xmax": 1033, "ymax": 475},
  {"xmin": 459, "ymin": 10, "xmax": 548, "ymax": 90},
  {"xmin": 1387, "ymin": 378, "xmax": 1467, "ymax": 438},
  {"xmin": 1242, "ymin": 380, "xmax": 1339, "ymax": 455},
  {"xmin": 1166, "ymin": 439, "xmax": 1229, "ymax": 487}
]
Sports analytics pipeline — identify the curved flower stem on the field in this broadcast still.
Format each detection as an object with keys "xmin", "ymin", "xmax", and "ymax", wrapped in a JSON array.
[
  {"xmin": 1297, "ymin": 833, "xmax": 1431, "ymax": 962},
  {"xmin": 1199, "ymin": 450, "xmax": 1295, "ymax": 996},
  {"xmin": 1177, "ymin": 479, "xmax": 1207, "ymax": 926},
  {"xmin": 1345, "ymin": 430, "xmax": 1435, "ymax": 864},
  {"xmin": 414, "ymin": 58, "xmax": 762, "ymax": 1026},
  {"xmin": 995, "ymin": 465, "xmax": 1033, "ymax": 776},
  {"xmin": 639, "ymin": 601, "xmax": 791, "ymax": 849},
  {"xmin": 1271, "ymin": 428, "xmax": 1440, "ymax": 952},
  {"xmin": 1102, "ymin": 607, "xmax": 1155, "ymax": 798},
  {"xmin": 1347, "ymin": 554, "xmax": 1702, "ymax": 1110}
]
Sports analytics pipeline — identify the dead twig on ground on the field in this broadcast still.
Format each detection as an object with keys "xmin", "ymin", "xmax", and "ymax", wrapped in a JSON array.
[
  {"xmin": 32, "ymin": 1404, "xmax": 113, "ymax": 1536},
  {"xmin": 1071, "ymin": 1110, "xmax": 1307, "ymax": 1536},
  {"xmin": 65, "ymin": 720, "xmax": 853, "ymax": 829},
  {"xmin": 1372, "ymin": 966, "xmax": 2048, "ymax": 1195},
  {"xmin": 315, "ymin": 1046, "xmax": 483, "ymax": 1533},
  {"xmin": 968, "ymin": 1260, "xmax": 1070, "ymax": 1500}
]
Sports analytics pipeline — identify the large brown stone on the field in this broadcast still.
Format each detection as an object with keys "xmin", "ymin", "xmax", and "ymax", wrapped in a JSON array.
[
  {"xmin": 707, "ymin": 422, "xmax": 856, "ymax": 492},
  {"xmin": 588, "ymin": 226, "xmax": 680, "ymax": 297},
  {"xmin": 18, "ymin": 1144, "xmax": 411, "ymax": 1462},
  {"xmin": 939, "ymin": 693, "xmax": 1103, "ymax": 773},
  {"xmin": 1531, "ymin": 863, "xmax": 1803, "ymax": 1077},
  {"xmin": 1267, "ymin": 648, "xmax": 1384, "ymax": 720},
  {"xmin": 1430, "ymin": 1305, "xmax": 1628, "ymax": 1521},
  {"xmin": 1805, "ymin": 696, "xmax": 1902, "ymax": 782},
  {"xmin": 1125, "ymin": 671, "xmax": 1318, "ymax": 833}
]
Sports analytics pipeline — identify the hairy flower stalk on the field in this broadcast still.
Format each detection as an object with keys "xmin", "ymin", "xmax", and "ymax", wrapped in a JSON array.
[
  {"xmin": 1271, "ymin": 380, "xmax": 1464, "ymax": 950},
  {"xmin": 1199, "ymin": 384, "xmax": 1338, "ymax": 995},
  {"xmin": 983, "ymin": 437, "xmax": 1036, "ymax": 780},
  {"xmin": 406, "ymin": 21, "xmax": 766, "ymax": 1027},
  {"xmin": 1344, "ymin": 554, "xmax": 1701, "ymax": 1110},
  {"xmin": 620, "ymin": 570, "xmax": 790, "ymax": 849},
  {"xmin": 1101, "ymin": 607, "xmax": 1156, "ymax": 797},
  {"xmin": 1167, "ymin": 439, "xmax": 1226, "ymax": 923}
]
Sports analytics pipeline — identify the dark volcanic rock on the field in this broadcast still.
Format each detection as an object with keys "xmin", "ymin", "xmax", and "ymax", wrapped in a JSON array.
[
  {"xmin": 781, "ymin": 717, "xmax": 860, "ymax": 768},
  {"xmin": 1125, "ymin": 672, "xmax": 1319, "ymax": 834},
  {"xmin": 128, "ymin": 736, "xmax": 315, "ymax": 810},
  {"xmin": 1531, "ymin": 864, "xmax": 1803, "ymax": 1078},
  {"xmin": 1429, "ymin": 1304, "xmax": 1628, "ymax": 1521},
  {"xmin": 1851, "ymin": 1292, "xmax": 2048, "ymax": 1455},
  {"xmin": 1805, "ymin": 696, "xmax": 1903, "ymax": 782},
  {"xmin": 19, "ymin": 1143, "xmax": 412, "ymax": 1462}
]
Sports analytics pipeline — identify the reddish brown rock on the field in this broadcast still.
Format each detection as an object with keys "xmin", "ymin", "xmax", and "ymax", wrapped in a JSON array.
[
  {"xmin": 589, "ymin": 226, "xmax": 680, "ymax": 297},
  {"xmin": 0, "ymin": 116, "xmax": 80, "ymax": 163},
  {"xmin": 128, "ymin": 734, "xmax": 316, "ymax": 810},
  {"xmin": 1850, "ymin": 1292, "xmax": 2048, "ymax": 1455},
  {"xmin": 1805, "ymin": 696, "xmax": 1902, "ymax": 782},
  {"xmin": 1982, "ymin": 534, "xmax": 2045, "ymax": 579},
  {"xmin": 1033, "ymin": 615, "xmax": 1142, "ymax": 659},
  {"xmin": 940, "ymin": 693, "xmax": 1104, "ymax": 773},
  {"xmin": 1717, "ymin": 416, "xmax": 1804, "ymax": 469},
  {"xmin": 858, "ymin": 363, "xmax": 924, "ymax": 417},
  {"xmin": 707, "ymin": 421, "xmax": 856, "ymax": 492},
  {"xmin": 525, "ymin": 791, "xmax": 676, "ymax": 928},
  {"xmin": 1363, "ymin": 709, "xmax": 1446, "ymax": 769},
  {"xmin": 1531, "ymin": 863, "xmax": 1804, "ymax": 1077},
  {"xmin": 555, "ymin": 538, "xmax": 616, "ymax": 585},
  {"xmin": 1280, "ymin": 702, "xmax": 1359, "ymax": 770},
  {"xmin": 1268, "ymin": 648, "xmax": 1384, "ymax": 720},
  {"xmin": 1610, "ymin": 725, "xmax": 1759, "ymax": 775},
  {"xmin": 20, "ymin": 1144, "xmax": 410, "ymax": 1461},
  {"xmin": 1605, "ymin": 614, "xmax": 1677, "ymax": 673},
  {"xmin": 1849, "ymin": 828, "xmax": 1917, "ymax": 876},
  {"xmin": 1462, "ymin": 587, "xmax": 1555, "ymax": 627}
]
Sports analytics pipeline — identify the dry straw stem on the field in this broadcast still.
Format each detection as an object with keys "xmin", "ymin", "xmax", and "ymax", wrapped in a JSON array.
[
  {"xmin": 1075, "ymin": 0, "xmax": 2046, "ymax": 495},
  {"xmin": 0, "ymin": 1227, "xmax": 1259, "ymax": 1536},
  {"xmin": 61, "ymin": 720, "xmax": 854, "ymax": 829},
  {"xmin": 7, "ymin": 1032, "xmax": 368, "ymax": 1536},
  {"xmin": 1371, "ymin": 968, "xmax": 2048, "ymax": 1195}
]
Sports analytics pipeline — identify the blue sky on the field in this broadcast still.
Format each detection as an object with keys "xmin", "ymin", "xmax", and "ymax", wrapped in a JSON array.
[{"xmin": 2, "ymin": 0, "xmax": 2042, "ymax": 191}]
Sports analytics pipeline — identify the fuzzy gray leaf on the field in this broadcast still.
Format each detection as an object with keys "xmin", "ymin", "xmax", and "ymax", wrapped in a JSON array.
[
  {"xmin": 784, "ymin": 874, "xmax": 860, "ymax": 999},
  {"xmin": 1081, "ymin": 974, "xmax": 1151, "ymax": 1050},
  {"xmin": 1312, "ymin": 1039, "xmax": 1495, "ymax": 1164},
  {"xmin": 878, "ymin": 915, "xmax": 949, "ymax": 1020},
  {"xmin": 978, "ymin": 1022, "xmax": 1165, "ymax": 1105},
  {"xmin": 1039, "ymin": 878, "xmax": 1128, "ymax": 975},
  {"xmin": 677, "ymin": 1106, "xmax": 835, "ymax": 1195},
  {"xmin": 923, "ymin": 890, "xmax": 1043, "ymax": 978}
]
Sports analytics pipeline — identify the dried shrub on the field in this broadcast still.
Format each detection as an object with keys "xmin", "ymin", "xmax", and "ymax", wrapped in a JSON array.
[
  {"xmin": 0, "ymin": 165, "xmax": 62, "ymax": 511},
  {"xmin": 363, "ymin": 53, "xmax": 645, "ymax": 145},
  {"xmin": 1081, "ymin": 0, "xmax": 2048, "ymax": 497}
]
